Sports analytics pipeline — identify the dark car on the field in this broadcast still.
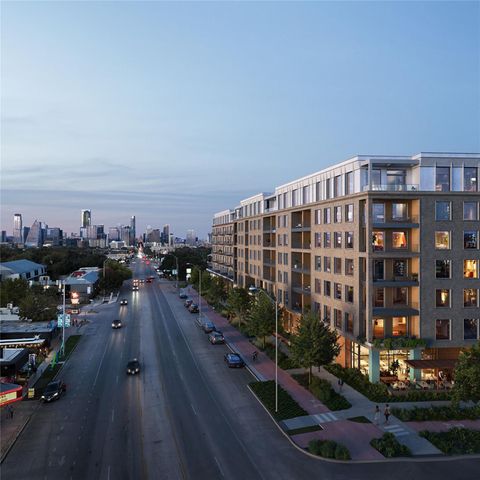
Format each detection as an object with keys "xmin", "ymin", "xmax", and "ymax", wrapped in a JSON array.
[
  {"xmin": 120, "ymin": 299, "xmax": 128, "ymax": 306},
  {"xmin": 132, "ymin": 285, "xmax": 139, "ymax": 291},
  {"xmin": 189, "ymin": 304, "xmax": 199, "ymax": 313},
  {"xmin": 112, "ymin": 319, "xmax": 122, "ymax": 329},
  {"xmin": 184, "ymin": 299, "xmax": 193, "ymax": 308},
  {"xmin": 127, "ymin": 359, "xmax": 140, "ymax": 375},
  {"xmin": 224, "ymin": 353, "xmax": 245, "ymax": 368},
  {"xmin": 179, "ymin": 292, "xmax": 188, "ymax": 299},
  {"xmin": 202, "ymin": 321, "xmax": 216, "ymax": 333},
  {"xmin": 209, "ymin": 331, "xmax": 225, "ymax": 344},
  {"xmin": 41, "ymin": 380, "xmax": 66, "ymax": 402},
  {"xmin": 146, "ymin": 278, "xmax": 152, "ymax": 283}
]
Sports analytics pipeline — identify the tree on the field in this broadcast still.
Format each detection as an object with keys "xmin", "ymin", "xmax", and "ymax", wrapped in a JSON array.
[
  {"xmin": 98, "ymin": 260, "xmax": 132, "ymax": 292},
  {"xmin": 290, "ymin": 313, "xmax": 340, "ymax": 384},
  {"xmin": 19, "ymin": 291, "xmax": 58, "ymax": 322},
  {"xmin": 452, "ymin": 342, "xmax": 480, "ymax": 405},
  {"xmin": 0, "ymin": 278, "xmax": 29, "ymax": 307},
  {"xmin": 226, "ymin": 287, "xmax": 251, "ymax": 325},
  {"xmin": 247, "ymin": 294, "xmax": 276, "ymax": 348},
  {"xmin": 206, "ymin": 277, "xmax": 226, "ymax": 307}
]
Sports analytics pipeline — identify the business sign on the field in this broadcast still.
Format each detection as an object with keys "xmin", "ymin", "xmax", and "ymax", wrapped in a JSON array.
[{"xmin": 57, "ymin": 314, "xmax": 71, "ymax": 327}]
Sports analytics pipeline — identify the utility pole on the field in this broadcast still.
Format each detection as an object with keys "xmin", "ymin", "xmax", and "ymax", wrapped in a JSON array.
[
  {"xmin": 199, "ymin": 269, "xmax": 202, "ymax": 321},
  {"xmin": 61, "ymin": 281, "xmax": 66, "ymax": 357}
]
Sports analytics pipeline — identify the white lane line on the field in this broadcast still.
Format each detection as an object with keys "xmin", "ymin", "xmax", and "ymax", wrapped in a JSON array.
[
  {"xmin": 214, "ymin": 456, "xmax": 224, "ymax": 477},
  {"xmin": 93, "ymin": 339, "xmax": 110, "ymax": 387},
  {"xmin": 190, "ymin": 403, "xmax": 197, "ymax": 416},
  {"xmin": 111, "ymin": 409, "xmax": 115, "ymax": 423},
  {"xmin": 116, "ymin": 375, "xmax": 119, "ymax": 384},
  {"xmin": 107, "ymin": 465, "xmax": 111, "ymax": 480},
  {"xmin": 60, "ymin": 425, "xmax": 64, "ymax": 431}
]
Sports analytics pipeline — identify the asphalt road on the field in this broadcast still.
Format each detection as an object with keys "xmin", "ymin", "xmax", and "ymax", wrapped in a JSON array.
[{"xmin": 2, "ymin": 260, "xmax": 479, "ymax": 480}]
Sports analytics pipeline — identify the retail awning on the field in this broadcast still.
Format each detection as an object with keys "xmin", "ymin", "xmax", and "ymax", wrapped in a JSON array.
[{"xmin": 405, "ymin": 359, "xmax": 457, "ymax": 369}]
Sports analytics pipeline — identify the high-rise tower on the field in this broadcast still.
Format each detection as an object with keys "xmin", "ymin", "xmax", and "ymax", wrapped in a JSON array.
[
  {"xmin": 130, "ymin": 216, "xmax": 136, "ymax": 245},
  {"xmin": 81, "ymin": 209, "xmax": 91, "ymax": 228},
  {"xmin": 13, "ymin": 213, "xmax": 22, "ymax": 243}
]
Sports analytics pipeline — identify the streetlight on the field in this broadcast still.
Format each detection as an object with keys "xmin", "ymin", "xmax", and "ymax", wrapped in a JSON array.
[
  {"xmin": 169, "ymin": 254, "xmax": 179, "ymax": 288},
  {"xmin": 60, "ymin": 280, "xmax": 66, "ymax": 357},
  {"xmin": 254, "ymin": 288, "xmax": 279, "ymax": 413}
]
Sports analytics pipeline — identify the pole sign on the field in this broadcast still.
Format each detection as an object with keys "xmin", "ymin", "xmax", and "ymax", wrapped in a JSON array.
[{"xmin": 57, "ymin": 314, "xmax": 71, "ymax": 327}]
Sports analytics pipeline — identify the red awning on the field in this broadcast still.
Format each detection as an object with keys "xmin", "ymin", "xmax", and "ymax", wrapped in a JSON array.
[{"xmin": 405, "ymin": 359, "xmax": 457, "ymax": 369}]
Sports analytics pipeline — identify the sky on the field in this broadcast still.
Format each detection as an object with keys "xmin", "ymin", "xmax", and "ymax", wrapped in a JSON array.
[{"xmin": 1, "ymin": 0, "xmax": 479, "ymax": 239}]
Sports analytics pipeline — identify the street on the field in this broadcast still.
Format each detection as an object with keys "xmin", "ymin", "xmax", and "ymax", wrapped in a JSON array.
[{"xmin": 2, "ymin": 262, "xmax": 479, "ymax": 480}]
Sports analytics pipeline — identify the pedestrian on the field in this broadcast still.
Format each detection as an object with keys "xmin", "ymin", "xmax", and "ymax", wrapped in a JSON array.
[
  {"xmin": 374, "ymin": 405, "xmax": 380, "ymax": 425},
  {"xmin": 7, "ymin": 405, "xmax": 14, "ymax": 419},
  {"xmin": 384, "ymin": 404, "xmax": 391, "ymax": 424},
  {"xmin": 338, "ymin": 379, "xmax": 344, "ymax": 392}
]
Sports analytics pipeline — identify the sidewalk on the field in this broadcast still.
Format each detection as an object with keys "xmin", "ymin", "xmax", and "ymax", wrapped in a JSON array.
[{"xmin": 185, "ymin": 285, "xmax": 444, "ymax": 461}]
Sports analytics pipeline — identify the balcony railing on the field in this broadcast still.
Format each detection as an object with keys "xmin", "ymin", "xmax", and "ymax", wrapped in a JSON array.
[{"xmin": 363, "ymin": 184, "xmax": 419, "ymax": 192}]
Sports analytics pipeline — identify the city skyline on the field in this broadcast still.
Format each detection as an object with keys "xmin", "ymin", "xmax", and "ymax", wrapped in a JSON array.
[{"xmin": 2, "ymin": 1, "xmax": 479, "ymax": 237}]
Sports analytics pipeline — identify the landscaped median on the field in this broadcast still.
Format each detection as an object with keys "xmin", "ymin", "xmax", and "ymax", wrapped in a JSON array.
[
  {"xmin": 370, "ymin": 433, "xmax": 412, "ymax": 458},
  {"xmin": 391, "ymin": 405, "xmax": 480, "ymax": 422},
  {"xmin": 420, "ymin": 428, "xmax": 480, "ymax": 455}
]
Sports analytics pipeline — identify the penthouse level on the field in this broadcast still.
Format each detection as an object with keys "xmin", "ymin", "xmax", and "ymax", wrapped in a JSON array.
[{"xmin": 210, "ymin": 152, "xmax": 480, "ymax": 383}]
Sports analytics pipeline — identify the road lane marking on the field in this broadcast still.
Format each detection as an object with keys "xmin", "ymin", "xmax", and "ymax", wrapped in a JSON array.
[
  {"xmin": 107, "ymin": 465, "xmax": 111, "ymax": 480},
  {"xmin": 93, "ymin": 338, "xmax": 110, "ymax": 386},
  {"xmin": 111, "ymin": 409, "xmax": 115, "ymax": 423},
  {"xmin": 190, "ymin": 403, "xmax": 197, "ymax": 416},
  {"xmin": 116, "ymin": 375, "xmax": 119, "ymax": 384},
  {"xmin": 59, "ymin": 455, "xmax": 65, "ymax": 466},
  {"xmin": 214, "ymin": 457, "xmax": 224, "ymax": 477}
]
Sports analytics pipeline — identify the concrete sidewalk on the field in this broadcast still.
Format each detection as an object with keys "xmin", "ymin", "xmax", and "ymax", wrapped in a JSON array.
[{"xmin": 184, "ymin": 284, "xmax": 444, "ymax": 460}]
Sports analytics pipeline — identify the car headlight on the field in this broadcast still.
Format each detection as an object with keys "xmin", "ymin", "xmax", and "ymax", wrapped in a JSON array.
[
  {"xmin": 53, "ymin": 392, "xmax": 58, "ymax": 397},
  {"xmin": 136, "ymin": 368, "xmax": 139, "ymax": 372}
]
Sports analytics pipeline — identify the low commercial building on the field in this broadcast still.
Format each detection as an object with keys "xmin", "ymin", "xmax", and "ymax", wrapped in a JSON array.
[
  {"xmin": 0, "ymin": 259, "xmax": 47, "ymax": 282},
  {"xmin": 211, "ymin": 152, "xmax": 480, "ymax": 383}
]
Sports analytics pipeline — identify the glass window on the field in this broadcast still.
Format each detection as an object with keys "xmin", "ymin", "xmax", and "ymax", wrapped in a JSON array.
[
  {"xmin": 334, "ymin": 206, "xmax": 342, "ymax": 223},
  {"xmin": 283, "ymin": 271, "xmax": 288, "ymax": 283},
  {"xmin": 436, "ymin": 201, "xmax": 451, "ymax": 221},
  {"xmin": 392, "ymin": 317, "xmax": 407, "ymax": 336},
  {"xmin": 435, "ymin": 231, "xmax": 450, "ymax": 250},
  {"xmin": 345, "ymin": 172, "xmax": 354, "ymax": 195},
  {"xmin": 345, "ymin": 231, "xmax": 354, "ymax": 249},
  {"xmin": 464, "ymin": 231, "xmax": 478, "ymax": 249},
  {"xmin": 436, "ymin": 260, "xmax": 451, "ymax": 278},
  {"xmin": 334, "ymin": 232, "xmax": 342, "ymax": 248},
  {"xmin": 334, "ymin": 283, "xmax": 342, "ymax": 300},
  {"xmin": 372, "ymin": 232, "xmax": 384, "ymax": 251},
  {"xmin": 464, "ymin": 319, "xmax": 479, "ymax": 340},
  {"xmin": 464, "ymin": 260, "xmax": 478, "ymax": 278},
  {"xmin": 314, "ymin": 232, "xmax": 321, "ymax": 248},
  {"xmin": 436, "ymin": 289, "xmax": 450, "ymax": 307},
  {"xmin": 464, "ymin": 167, "xmax": 478, "ymax": 192},
  {"xmin": 345, "ymin": 312, "xmax": 354, "ymax": 333},
  {"xmin": 334, "ymin": 309, "xmax": 342, "ymax": 328},
  {"xmin": 345, "ymin": 259, "xmax": 354, "ymax": 276},
  {"xmin": 314, "ymin": 209, "xmax": 321, "ymax": 225},
  {"xmin": 374, "ymin": 259, "xmax": 384, "ymax": 280},
  {"xmin": 326, "ymin": 178, "xmax": 331, "ymax": 199},
  {"xmin": 393, "ymin": 259, "xmax": 407, "ymax": 278},
  {"xmin": 392, "ymin": 231, "xmax": 408, "ymax": 249},
  {"xmin": 373, "ymin": 203, "xmax": 385, "ymax": 223},
  {"xmin": 315, "ymin": 256, "xmax": 322, "ymax": 271},
  {"xmin": 392, "ymin": 202, "xmax": 408, "ymax": 221},
  {"xmin": 303, "ymin": 185, "xmax": 310, "ymax": 204},
  {"xmin": 464, "ymin": 202, "xmax": 478, "ymax": 220},
  {"xmin": 334, "ymin": 175, "xmax": 342, "ymax": 197},
  {"xmin": 284, "ymin": 253, "xmax": 288, "ymax": 265},
  {"xmin": 387, "ymin": 170, "xmax": 406, "ymax": 190},
  {"xmin": 324, "ymin": 281, "xmax": 331, "ymax": 297},
  {"xmin": 324, "ymin": 256, "xmax": 331, "ymax": 273},
  {"xmin": 436, "ymin": 167, "xmax": 450, "ymax": 192},
  {"xmin": 324, "ymin": 208, "xmax": 331, "ymax": 224},
  {"xmin": 436, "ymin": 319, "xmax": 450, "ymax": 340},
  {"xmin": 334, "ymin": 257, "xmax": 342, "ymax": 274},
  {"xmin": 346, "ymin": 204, "xmax": 354, "ymax": 222},
  {"xmin": 374, "ymin": 288, "xmax": 384, "ymax": 307},
  {"xmin": 371, "ymin": 169, "xmax": 381, "ymax": 188},
  {"xmin": 345, "ymin": 285, "xmax": 354, "ymax": 303},
  {"xmin": 324, "ymin": 232, "xmax": 331, "ymax": 248},
  {"xmin": 315, "ymin": 278, "xmax": 321, "ymax": 294},
  {"xmin": 373, "ymin": 318, "xmax": 384, "ymax": 338},
  {"xmin": 393, "ymin": 287, "xmax": 408, "ymax": 305},
  {"xmin": 323, "ymin": 305, "xmax": 331, "ymax": 323},
  {"xmin": 464, "ymin": 289, "xmax": 478, "ymax": 307}
]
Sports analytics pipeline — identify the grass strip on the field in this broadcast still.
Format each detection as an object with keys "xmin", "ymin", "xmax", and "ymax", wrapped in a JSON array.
[{"xmin": 287, "ymin": 425, "xmax": 323, "ymax": 436}]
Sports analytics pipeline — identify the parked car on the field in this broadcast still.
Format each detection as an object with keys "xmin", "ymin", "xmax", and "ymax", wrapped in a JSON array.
[
  {"xmin": 41, "ymin": 380, "xmax": 66, "ymax": 402},
  {"xmin": 202, "ymin": 321, "xmax": 216, "ymax": 333},
  {"xmin": 120, "ymin": 299, "xmax": 128, "ymax": 305},
  {"xmin": 112, "ymin": 319, "xmax": 122, "ymax": 329},
  {"xmin": 224, "ymin": 353, "xmax": 245, "ymax": 368},
  {"xmin": 189, "ymin": 304, "xmax": 199, "ymax": 313},
  {"xmin": 209, "ymin": 331, "xmax": 225, "ymax": 344},
  {"xmin": 179, "ymin": 292, "xmax": 188, "ymax": 299},
  {"xmin": 127, "ymin": 359, "xmax": 140, "ymax": 375},
  {"xmin": 184, "ymin": 299, "xmax": 193, "ymax": 308}
]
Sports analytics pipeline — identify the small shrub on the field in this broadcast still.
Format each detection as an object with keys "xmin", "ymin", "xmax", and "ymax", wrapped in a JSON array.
[
  {"xmin": 420, "ymin": 428, "xmax": 480, "ymax": 455},
  {"xmin": 334, "ymin": 444, "xmax": 351, "ymax": 460},
  {"xmin": 392, "ymin": 405, "xmax": 480, "ymax": 422},
  {"xmin": 370, "ymin": 433, "xmax": 411, "ymax": 457},
  {"xmin": 308, "ymin": 439, "xmax": 351, "ymax": 460},
  {"xmin": 320, "ymin": 440, "xmax": 337, "ymax": 458}
]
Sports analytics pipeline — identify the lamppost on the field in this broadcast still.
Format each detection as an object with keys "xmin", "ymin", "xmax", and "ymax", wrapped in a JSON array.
[
  {"xmin": 61, "ymin": 280, "xmax": 66, "ymax": 357},
  {"xmin": 255, "ymin": 288, "xmax": 279, "ymax": 413}
]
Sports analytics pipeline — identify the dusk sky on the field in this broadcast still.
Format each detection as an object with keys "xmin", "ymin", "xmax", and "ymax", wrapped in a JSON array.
[{"xmin": 1, "ymin": 1, "xmax": 479, "ymax": 238}]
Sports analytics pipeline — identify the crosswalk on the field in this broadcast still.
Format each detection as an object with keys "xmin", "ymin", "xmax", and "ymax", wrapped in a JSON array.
[
  {"xmin": 383, "ymin": 424, "xmax": 410, "ymax": 437},
  {"xmin": 312, "ymin": 412, "xmax": 338, "ymax": 424}
]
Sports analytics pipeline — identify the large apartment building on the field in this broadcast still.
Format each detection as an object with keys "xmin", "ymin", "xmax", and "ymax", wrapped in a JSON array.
[{"xmin": 210, "ymin": 152, "xmax": 480, "ymax": 383}]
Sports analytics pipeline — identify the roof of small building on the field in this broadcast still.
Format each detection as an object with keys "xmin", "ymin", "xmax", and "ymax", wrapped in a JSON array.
[{"xmin": 0, "ymin": 259, "xmax": 46, "ymax": 275}]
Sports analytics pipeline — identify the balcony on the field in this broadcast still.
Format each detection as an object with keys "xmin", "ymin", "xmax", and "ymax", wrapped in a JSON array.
[
  {"xmin": 363, "ymin": 184, "xmax": 419, "ymax": 192},
  {"xmin": 372, "ymin": 215, "xmax": 419, "ymax": 228},
  {"xmin": 291, "ymin": 242, "xmax": 311, "ymax": 250},
  {"xmin": 291, "ymin": 263, "xmax": 310, "ymax": 274},
  {"xmin": 263, "ymin": 259, "xmax": 276, "ymax": 268},
  {"xmin": 373, "ymin": 302, "xmax": 419, "ymax": 316},
  {"xmin": 373, "ymin": 275, "xmax": 419, "ymax": 287},
  {"xmin": 292, "ymin": 285, "xmax": 311, "ymax": 295},
  {"xmin": 291, "ymin": 223, "xmax": 311, "ymax": 232}
]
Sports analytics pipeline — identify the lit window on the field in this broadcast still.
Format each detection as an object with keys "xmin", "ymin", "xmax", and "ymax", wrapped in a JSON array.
[
  {"xmin": 372, "ymin": 232, "xmax": 384, "ymax": 251},
  {"xmin": 436, "ymin": 319, "xmax": 450, "ymax": 340},
  {"xmin": 464, "ymin": 319, "xmax": 479, "ymax": 340},
  {"xmin": 435, "ymin": 201, "xmax": 451, "ymax": 221},
  {"xmin": 464, "ymin": 289, "xmax": 478, "ymax": 307},
  {"xmin": 436, "ymin": 260, "xmax": 451, "ymax": 278},
  {"xmin": 373, "ymin": 319, "xmax": 384, "ymax": 339},
  {"xmin": 464, "ymin": 231, "xmax": 478, "ymax": 249},
  {"xmin": 392, "ymin": 317, "xmax": 407, "ymax": 336},
  {"xmin": 435, "ymin": 289, "xmax": 450, "ymax": 308},
  {"xmin": 464, "ymin": 260, "xmax": 478, "ymax": 278},
  {"xmin": 392, "ymin": 231, "xmax": 408, "ymax": 249},
  {"xmin": 435, "ymin": 231, "xmax": 450, "ymax": 250}
]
